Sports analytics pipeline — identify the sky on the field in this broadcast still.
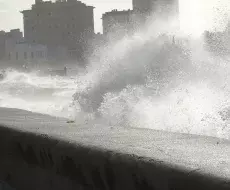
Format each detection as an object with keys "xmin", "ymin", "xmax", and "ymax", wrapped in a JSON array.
[{"xmin": 0, "ymin": 0, "xmax": 229, "ymax": 35}]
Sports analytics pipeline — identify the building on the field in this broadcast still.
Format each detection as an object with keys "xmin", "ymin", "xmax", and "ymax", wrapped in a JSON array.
[
  {"xmin": 203, "ymin": 25, "xmax": 230, "ymax": 55},
  {"xmin": 132, "ymin": 0, "xmax": 153, "ymax": 12},
  {"xmin": 0, "ymin": 28, "xmax": 48, "ymax": 68},
  {"xmin": 131, "ymin": 0, "xmax": 180, "ymax": 32},
  {"xmin": 0, "ymin": 29, "xmax": 24, "ymax": 60},
  {"xmin": 21, "ymin": 0, "xmax": 94, "ymax": 60},
  {"xmin": 0, "ymin": 31, "xmax": 6, "ymax": 60},
  {"xmin": 6, "ymin": 42, "xmax": 48, "ymax": 68},
  {"xmin": 102, "ymin": 9, "xmax": 133, "ymax": 37},
  {"xmin": 132, "ymin": 0, "xmax": 179, "ymax": 18}
]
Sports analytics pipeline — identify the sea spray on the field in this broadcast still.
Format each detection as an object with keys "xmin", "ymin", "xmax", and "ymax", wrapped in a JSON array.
[
  {"xmin": 0, "ymin": 69, "xmax": 77, "ymax": 119},
  {"xmin": 72, "ymin": 9, "xmax": 230, "ymax": 139}
]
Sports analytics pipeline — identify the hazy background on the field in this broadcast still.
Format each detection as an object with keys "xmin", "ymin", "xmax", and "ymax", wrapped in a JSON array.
[{"xmin": 0, "ymin": 0, "xmax": 230, "ymax": 34}]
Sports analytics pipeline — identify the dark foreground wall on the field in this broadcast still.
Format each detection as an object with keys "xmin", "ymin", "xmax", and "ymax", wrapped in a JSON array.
[{"xmin": 0, "ymin": 108, "xmax": 230, "ymax": 190}]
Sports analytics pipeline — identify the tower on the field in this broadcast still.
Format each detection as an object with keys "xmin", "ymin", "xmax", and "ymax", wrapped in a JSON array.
[
  {"xmin": 35, "ymin": 0, "xmax": 43, "ymax": 4},
  {"xmin": 132, "ymin": 0, "xmax": 179, "ymax": 16},
  {"xmin": 132, "ymin": 0, "xmax": 153, "ymax": 12}
]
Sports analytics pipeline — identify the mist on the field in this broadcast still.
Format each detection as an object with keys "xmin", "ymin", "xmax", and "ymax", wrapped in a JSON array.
[{"xmin": 71, "ymin": 1, "xmax": 230, "ymax": 139}]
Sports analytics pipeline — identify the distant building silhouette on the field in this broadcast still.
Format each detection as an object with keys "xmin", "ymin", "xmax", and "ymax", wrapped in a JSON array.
[
  {"xmin": 132, "ymin": 0, "xmax": 153, "ymax": 12},
  {"xmin": 0, "ymin": 31, "xmax": 6, "ymax": 60},
  {"xmin": 131, "ymin": 0, "xmax": 180, "ymax": 32},
  {"xmin": 21, "ymin": 0, "xmax": 94, "ymax": 61},
  {"xmin": 6, "ymin": 42, "xmax": 47, "ymax": 66},
  {"xmin": 203, "ymin": 23, "xmax": 230, "ymax": 55},
  {"xmin": 102, "ymin": 0, "xmax": 180, "ymax": 39},
  {"xmin": 0, "ymin": 28, "xmax": 48, "ymax": 68},
  {"xmin": 0, "ymin": 29, "xmax": 23, "ymax": 60},
  {"xmin": 132, "ymin": 0, "xmax": 179, "ymax": 16},
  {"xmin": 102, "ymin": 9, "xmax": 133, "ymax": 38}
]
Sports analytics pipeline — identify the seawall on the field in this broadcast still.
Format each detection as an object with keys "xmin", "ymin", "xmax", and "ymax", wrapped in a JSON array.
[{"xmin": 0, "ymin": 107, "xmax": 229, "ymax": 190}]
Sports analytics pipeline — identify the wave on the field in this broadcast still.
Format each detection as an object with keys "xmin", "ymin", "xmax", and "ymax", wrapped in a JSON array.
[
  {"xmin": 0, "ymin": 16, "xmax": 230, "ymax": 140},
  {"xmin": 72, "ymin": 19, "xmax": 230, "ymax": 139},
  {"xmin": 0, "ymin": 69, "xmax": 77, "ymax": 119}
]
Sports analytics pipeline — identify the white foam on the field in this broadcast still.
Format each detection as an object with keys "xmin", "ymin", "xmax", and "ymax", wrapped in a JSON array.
[{"xmin": 0, "ymin": 69, "xmax": 77, "ymax": 119}]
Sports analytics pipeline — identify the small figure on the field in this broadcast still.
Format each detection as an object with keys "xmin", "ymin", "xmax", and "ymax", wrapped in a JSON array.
[{"xmin": 64, "ymin": 66, "xmax": 67, "ymax": 76}]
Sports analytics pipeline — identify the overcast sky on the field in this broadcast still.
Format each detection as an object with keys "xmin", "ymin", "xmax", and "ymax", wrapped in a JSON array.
[{"xmin": 0, "ymin": 0, "xmax": 229, "ymax": 34}]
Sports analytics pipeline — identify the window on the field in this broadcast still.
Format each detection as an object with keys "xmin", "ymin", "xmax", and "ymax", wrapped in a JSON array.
[
  {"xmin": 36, "ymin": 51, "xmax": 43, "ymax": 58},
  {"xmin": 31, "ymin": 52, "xmax": 34, "ymax": 59},
  {"xmin": 24, "ymin": 52, "xmax": 27, "ymax": 59}
]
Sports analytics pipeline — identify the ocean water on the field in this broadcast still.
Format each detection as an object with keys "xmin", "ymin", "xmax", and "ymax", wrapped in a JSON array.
[{"xmin": 0, "ymin": 69, "xmax": 77, "ymax": 119}]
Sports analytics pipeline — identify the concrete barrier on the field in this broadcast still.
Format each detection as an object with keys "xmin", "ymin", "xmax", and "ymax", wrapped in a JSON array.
[{"xmin": 0, "ymin": 107, "xmax": 229, "ymax": 190}]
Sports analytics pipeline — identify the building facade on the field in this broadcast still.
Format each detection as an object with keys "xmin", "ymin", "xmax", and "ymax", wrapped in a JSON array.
[
  {"xmin": 102, "ymin": 9, "xmax": 133, "ymax": 37},
  {"xmin": 0, "ymin": 29, "xmax": 23, "ymax": 60},
  {"xmin": 21, "ymin": 0, "xmax": 94, "ymax": 60},
  {"xmin": 6, "ymin": 42, "xmax": 48, "ymax": 68},
  {"xmin": 0, "ymin": 31, "xmax": 6, "ymax": 60},
  {"xmin": 132, "ymin": 0, "xmax": 179, "ymax": 18},
  {"xmin": 132, "ymin": 0, "xmax": 153, "ymax": 12},
  {"xmin": 203, "ymin": 26, "xmax": 230, "ymax": 55}
]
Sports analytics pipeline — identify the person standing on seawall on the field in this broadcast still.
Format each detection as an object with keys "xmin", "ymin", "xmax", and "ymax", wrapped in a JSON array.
[{"xmin": 64, "ymin": 66, "xmax": 67, "ymax": 76}]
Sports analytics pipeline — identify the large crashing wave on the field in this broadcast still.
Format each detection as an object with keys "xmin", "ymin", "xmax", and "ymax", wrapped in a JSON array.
[
  {"xmin": 74, "ymin": 35, "xmax": 191, "ymax": 111},
  {"xmin": 72, "ymin": 20, "xmax": 230, "ymax": 139}
]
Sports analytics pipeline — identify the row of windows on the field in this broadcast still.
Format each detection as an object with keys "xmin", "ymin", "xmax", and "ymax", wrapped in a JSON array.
[
  {"xmin": 36, "ymin": 12, "xmax": 52, "ymax": 17},
  {"xmin": 30, "ymin": 24, "xmax": 80, "ymax": 30},
  {"xmin": 8, "ymin": 51, "xmax": 45, "ymax": 60},
  {"xmin": 30, "ymin": 30, "xmax": 77, "ymax": 37},
  {"xmin": 35, "ymin": 13, "xmax": 78, "ymax": 20}
]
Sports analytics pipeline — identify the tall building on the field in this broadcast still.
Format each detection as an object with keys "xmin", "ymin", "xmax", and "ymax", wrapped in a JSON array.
[
  {"xmin": 0, "ymin": 29, "xmax": 23, "ymax": 60},
  {"xmin": 6, "ymin": 42, "xmax": 48, "ymax": 67},
  {"xmin": 132, "ymin": 0, "xmax": 179, "ymax": 17},
  {"xmin": 132, "ymin": 0, "xmax": 153, "ymax": 12},
  {"xmin": 0, "ymin": 31, "xmax": 6, "ymax": 60},
  {"xmin": 102, "ymin": 9, "xmax": 133, "ymax": 37},
  {"xmin": 21, "ymin": 0, "xmax": 94, "ymax": 60},
  {"xmin": 132, "ymin": 0, "xmax": 180, "ymax": 31}
]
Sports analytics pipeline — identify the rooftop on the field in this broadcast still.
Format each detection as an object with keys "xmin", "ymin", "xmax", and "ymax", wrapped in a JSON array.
[
  {"xmin": 102, "ymin": 9, "xmax": 132, "ymax": 18},
  {"xmin": 21, "ymin": 0, "xmax": 94, "ymax": 13}
]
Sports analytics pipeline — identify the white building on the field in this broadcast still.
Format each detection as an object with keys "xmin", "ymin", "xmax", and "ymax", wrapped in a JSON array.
[{"xmin": 6, "ymin": 42, "xmax": 48, "ymax": 68}]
